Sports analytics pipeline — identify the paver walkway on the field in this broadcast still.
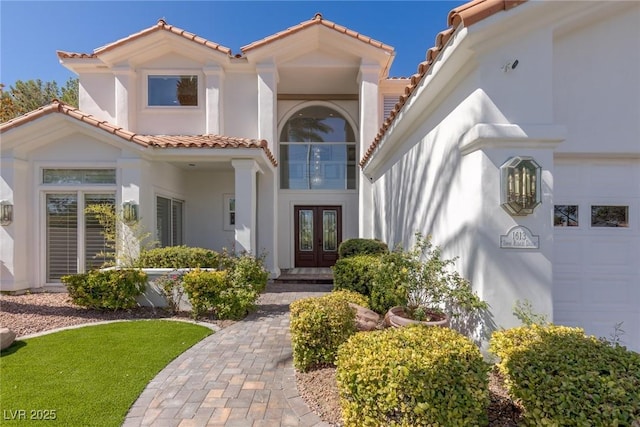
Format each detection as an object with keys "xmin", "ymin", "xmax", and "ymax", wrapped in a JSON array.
[{"xmin": 122, "ymin": 282, "xmax": 333, "ymax": 427}]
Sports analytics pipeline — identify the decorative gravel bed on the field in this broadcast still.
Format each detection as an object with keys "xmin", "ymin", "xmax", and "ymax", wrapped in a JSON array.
[{"xmin": 0, "ymin": 292, "xmax": 233, "ymax": 337}]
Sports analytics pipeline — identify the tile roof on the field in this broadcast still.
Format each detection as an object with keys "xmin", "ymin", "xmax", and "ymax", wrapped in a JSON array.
[
  {"xmin": 0, "ymin": 101, "xmax": 277, "ymax": 166},
  {"xmin": 241, "ymin": 13, "xmax": 394, "ymax": 53},
  {"xmin": 56, "ymin": 19, "xmax": 232, "ymax": 60},
  {"xmin": 360, "ymin": 0, "xmax": 527, "ymax": 168}
]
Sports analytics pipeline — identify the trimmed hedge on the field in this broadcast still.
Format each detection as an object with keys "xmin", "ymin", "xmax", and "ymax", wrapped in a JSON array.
[
  {"xmin": 490, "ymin": 324, "xmax": 640, "ymax": 426},
  {"xmin": 290, "ymin": 294, "xmax": 357, "ymax": 372},
  {"xmin": 136, "ymin": 246, "xmax": 221, "ymax": 268},
  {"xmin": 322, "ymin": 289, "xmax": 370, "ymax": 309},
  {"xmin": 338, "ymin": 238, "xmax": 388, "ymax": 259},
  {"xmin": 332, "ymin": 255, "xmax": 380, "ymax": 298},
  {"xmin": 62, "ymin": 269, "xmax": 147, "ymax": 310},
  {"xmin": 181, "ymin": 258, "xmax": 267, "ymax": 320},
  {"xmin": 336, "ymin": 325, "xmax": 489, "ymax": 426}
]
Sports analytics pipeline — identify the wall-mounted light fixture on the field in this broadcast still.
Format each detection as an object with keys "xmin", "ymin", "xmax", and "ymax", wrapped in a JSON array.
[
  {"xmin": 502, "ymin": 59, "xmax": 519, "ymax": 72},
  {"xmin": 122, "ymin": 201, "xmax": 138, "ymax": 225},
  {"xmin": 0, "ymin": 200, "xmax": 13, "ymax": 226},
  {"xmin": 500, "ymin": 156, "xmax": 541, "ymax": 216}
]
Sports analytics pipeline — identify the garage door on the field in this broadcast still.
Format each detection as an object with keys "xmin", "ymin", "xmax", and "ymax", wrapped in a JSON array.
[{"xmin": 553, "ymin": 160, "xmax": 640, "ymax": 352}]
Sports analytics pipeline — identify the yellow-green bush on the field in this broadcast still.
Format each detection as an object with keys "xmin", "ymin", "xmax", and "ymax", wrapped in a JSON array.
[
  {"xmin": 333, "ymin": 255, "xmax": 381, "ymax": 297},
  {"xmin": 323, "ymin": 289, "xmax": 370, "ymax": 308},
  {"xmin": 336, "ymin": 325, "xmax": 489, "ymax": 427},
  {"xmin": 62, "ymin": 269, "xmax": 147, "ymax": 310},
  {"xmin": 490, "ymin": 324, "xmax": 640, "ymax": 426},
  {"xmin": 181, "ymin": 270, "xmax": 228, "ymax": 319},
  {"xmin": 290, "ymin": 295, "xmax": 357, "ymax": 372},
  {"xmin": 136, "ymin": 246, "xmax": 222, "ymax": 268}
]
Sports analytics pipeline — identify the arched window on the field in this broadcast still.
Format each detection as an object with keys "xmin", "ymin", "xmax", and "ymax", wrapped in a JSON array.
[{"xmin": 280, "ymin": 106, "xmax": 356, "ymax": 190}]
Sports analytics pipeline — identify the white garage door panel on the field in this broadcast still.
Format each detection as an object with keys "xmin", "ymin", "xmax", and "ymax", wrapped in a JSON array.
[{"xmin": 553, "ymin": 160, "xmax": 639, "ymax": 352}]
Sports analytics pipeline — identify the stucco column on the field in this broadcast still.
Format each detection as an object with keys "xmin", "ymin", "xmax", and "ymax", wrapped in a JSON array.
[
  {"xmin": 114, "ymin": 66, "xmax": 136, "ymax": 130},
  {"xmin": 204, "ymin": 64, "xmax": 224, "ymax": 135},
  {"xmin": 357, "ymin": 61, "xmax": 381, "ymax": 238},
  {"xmin": 256, "ymin": 60, "xmax": 279, "ymax": 157},
  {"xmin": 0, "ymin": 156, "xmax": 28, "ymax": 291},
  {"xmin": 117, "ymin": 157, "xmax": 151, "ymax": 263},
  {"xmin": 232, "ymin": 159, "xmax": 261, "ymax": 254}
]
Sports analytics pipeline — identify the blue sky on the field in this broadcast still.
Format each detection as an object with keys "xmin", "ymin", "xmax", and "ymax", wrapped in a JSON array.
[{"xmin": 0, "ymin": 1, "xmax": 466, "ymax": 89}]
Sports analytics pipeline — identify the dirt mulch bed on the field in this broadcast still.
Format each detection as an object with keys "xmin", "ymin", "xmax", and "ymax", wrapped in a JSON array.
[{"xmin": 296, "ymin": 365, "xmax": 523, "ymax": 427}]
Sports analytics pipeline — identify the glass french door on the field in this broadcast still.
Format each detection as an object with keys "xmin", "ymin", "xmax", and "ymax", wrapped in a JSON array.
[
  {"xmin": 294, "ymin": 206, "xmax": 342, "ymax": 268},
  {"xmin": 46, "ymin": 193, "xmax": 115, "ymax": 281}
]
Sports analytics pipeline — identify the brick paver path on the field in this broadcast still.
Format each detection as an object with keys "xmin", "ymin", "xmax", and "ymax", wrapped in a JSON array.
[{"xmin": 122, "ymin": 282, "xmax": 332, "ymax": 427}]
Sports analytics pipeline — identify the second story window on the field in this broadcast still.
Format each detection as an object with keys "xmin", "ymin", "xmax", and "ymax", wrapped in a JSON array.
[
  {"xmin": 148, "ymin": 75, "xmax": 198, "ymax": 107},
  {"xmin": 280, "ymin": 106, "xmax": 357, "ymax": 190}
]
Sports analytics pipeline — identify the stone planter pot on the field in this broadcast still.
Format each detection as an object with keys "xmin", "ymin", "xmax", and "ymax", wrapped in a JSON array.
[{"xmin": 385, "ymin": 306, "xmax": 449, "ymax": 328}]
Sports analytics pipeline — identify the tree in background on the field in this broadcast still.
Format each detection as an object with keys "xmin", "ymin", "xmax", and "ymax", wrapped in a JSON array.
[{"xmin": 0, "ymin": 77, "xmax": 79, "ymax": 123}]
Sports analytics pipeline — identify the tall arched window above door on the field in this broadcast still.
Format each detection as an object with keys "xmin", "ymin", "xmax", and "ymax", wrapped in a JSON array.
[{"xmin": 280, "ymin": 106, "xmax": 356, "ymax": 190}]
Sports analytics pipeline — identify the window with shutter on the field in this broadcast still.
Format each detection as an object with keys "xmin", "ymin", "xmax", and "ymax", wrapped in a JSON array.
[
  {"xmin": 156, "ymin": 196, "xmax": 184, "ymax": 247},
  {"xmin": 46, "ymin": 193, "xmax": 115, "ymax": 281}
]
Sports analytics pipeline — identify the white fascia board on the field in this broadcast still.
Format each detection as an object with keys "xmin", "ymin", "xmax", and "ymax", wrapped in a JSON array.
[
  {"xmin": 362, "ymin": 27, "xmax": 472, "ymax": 180},
  {"xmin": 59, "ymin": 58, "xmax": 106, "ymax": 75},
  {"xmin": 459, "ymin": 123, "xmax": 567, "ymax": 155},
  {"xmin": 149, "ymin": 147, "xmax": 276, "ymax": 171}
]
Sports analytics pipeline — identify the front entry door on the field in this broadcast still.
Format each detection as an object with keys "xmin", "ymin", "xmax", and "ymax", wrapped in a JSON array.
[{"xmin": 294, "ymin": 206, "xmax": 342, "ymax": 268}]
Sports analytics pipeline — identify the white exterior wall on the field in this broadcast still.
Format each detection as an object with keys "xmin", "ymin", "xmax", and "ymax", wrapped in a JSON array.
[
  {"xmin": 79, "ymin": 73, "xmax": 115, "ymax": 121},
  {"xmin": 372, "ymin": 15, "xmax": 560, "ymax": 338},
  {"xmin": 551, "ymin": 4, "xmax": 640, "ymax": 350},
  {"xmin": 185, "ymin": 170, "xmax": 236, "ymax": 251},
  {"xmin": 224, "ymin": 73, "xmax": 259, "ymax": 140}
]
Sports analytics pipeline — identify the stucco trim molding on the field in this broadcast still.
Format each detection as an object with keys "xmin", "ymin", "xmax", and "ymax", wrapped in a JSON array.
[{"xmin": 459, "ymin": 123, "xmax": 566, "ymax": 155}]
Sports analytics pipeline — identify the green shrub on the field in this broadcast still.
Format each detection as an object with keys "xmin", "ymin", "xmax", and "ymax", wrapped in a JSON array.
[
  {"xmin": 136, "ymin": 246, "xmax": 221, "ymax": 268},
  {"xmin": 333, "ymin": 255, "xmax": 380, "ymax": 297},
  {"xmin": 181, "ymin": 269, "xmax": 228, "ymax": 319},
  {"xmin": 227, "ymin": 253, "xmax": 269, "ymax": 294},
  {"xmin": 490, "ymin": 324, "xmax": 640, "ymax": 426},
  {"xmin": 62, "ymin": 269, "xmax": 147, "ymax": 310},
  {"xmin": 369, "ymin": 250, "xmax": 412, "ymax": 314},
  {"xmin": 336, "ymin": 325, "xmax": 489, "ymax": 427},
  {"xmin": 181, "ymin": 256, "xmax": 266, "ymax": 320},
  {"xmin": 290, "ymin": 296, "xmax": 357, "ymax": 372},
  {"xmin": 338, "ymin": 238, "xmax": 388, "ymax": 259},
  {"xmin": 323, "ymin": 289, "xmax": 370, "ymax": 308}
]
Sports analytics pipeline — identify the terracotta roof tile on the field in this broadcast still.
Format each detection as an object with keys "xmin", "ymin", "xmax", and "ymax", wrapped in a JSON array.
[
  {"xmin": 241, "ymin": 13, "xmax": 394, "ymax": 53},
  {"xmin": 0, "ymin": 101, "xmax": 277, "ymax": 166},
  {"xmin": 56, "ymin": 51, "xmax": 98, "ymax": 59},
  {"xmin": 147, "ymin": 135, "xmax": 278, "ymax": 166},
  {"xmin": 57, "ymin": 19, "xmax": 232, "ymax": 60},
  {"xmin": 360, "ymin": 0, "xmax": 527, "ymax": 168}
]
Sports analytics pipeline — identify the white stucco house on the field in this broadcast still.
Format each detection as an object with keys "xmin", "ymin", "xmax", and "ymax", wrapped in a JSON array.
[{"xmin": 1, "ymin": 0, "xmax": 638, "ymax": 350}]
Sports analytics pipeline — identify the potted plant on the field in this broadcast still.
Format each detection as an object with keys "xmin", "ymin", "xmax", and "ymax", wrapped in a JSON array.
[{"xmin": 376, "ymin": 234, "xmax": 487, "ymax": 328}]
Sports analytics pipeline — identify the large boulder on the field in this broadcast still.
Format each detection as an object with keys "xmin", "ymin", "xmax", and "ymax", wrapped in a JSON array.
[
  {"xmin": 349, "ymin": 303, "xmax": 382, "ymax": 331},
  {"xmin": 0, "ymin": 327, "xmax": 16, "ymax": 351}
]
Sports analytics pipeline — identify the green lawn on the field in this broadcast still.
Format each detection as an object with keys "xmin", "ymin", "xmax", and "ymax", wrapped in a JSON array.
[{"xmin": 0, "ymin": 320, "xmax": 212, "ymax": 426}]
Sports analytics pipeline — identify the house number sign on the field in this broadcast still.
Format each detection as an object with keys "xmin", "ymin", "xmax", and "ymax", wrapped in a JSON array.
[{"xmin": 500, "ymin": 225, "xmax": 539, "ymax": 249}]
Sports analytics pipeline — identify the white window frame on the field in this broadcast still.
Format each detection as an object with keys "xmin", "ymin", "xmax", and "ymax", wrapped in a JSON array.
[
  {"xmin": 155, "ymin": 195, "xmax": 185, "ymax": 247},
  {"xmin": 223, "ymin": 194, "xmax": 235, "ymax": 231},
  {"xmin": 142, "ymin": 69, "xmax": 202, "ymax": 110},
  {"xmin": 37, "ymin": 164, "xmax": 118, "ymax": 285}
]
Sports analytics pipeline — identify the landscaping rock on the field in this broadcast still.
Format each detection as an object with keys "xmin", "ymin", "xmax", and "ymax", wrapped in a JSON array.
[
  {"xmin": 349, "ymin": 303, "xmax": 381, "ymax": 331},
  {"xmin": 0, "ymin": 327, "xmax": 16, "ymax": 351}
]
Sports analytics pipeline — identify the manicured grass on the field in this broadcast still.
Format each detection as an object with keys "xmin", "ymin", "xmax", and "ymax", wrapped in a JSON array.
[{"xmin": 0, "ymin": 320, "xmax": 212, "ymax": 426}]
